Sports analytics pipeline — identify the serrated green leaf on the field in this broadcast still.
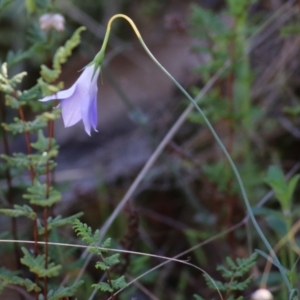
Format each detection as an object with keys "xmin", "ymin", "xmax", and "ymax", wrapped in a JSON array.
[
  {"xmin": 204, "ymin": 253, "xmax": 257, "ymax": 294},
  {"xmin": 100, "ymin": 238, "xmax": 111, "ymax": 252},
  {"xmin": 38, "ymin": 77, "xmax": 64, "ymax": 96},
  {"xmin": 0, "ymin": 267, "xmax": 40, "ymax": 293},
  {"xmin": 38, "ymin": 213, "xmax": 83, "ymax": 235},
  {"xmin": 203, "ymin": 274, "xmax": 225, "ymax": 291},
  {"xmin": 23, "ymin": 180, "xmax": 61, "ymax": 207},
  {"xmin": 95, "ymin": 261, "xmax": 109, "ymax": 271},
  {"xmin": 7, "ymin": 48, "xmax": 35, "ymax": 67},
  {"xmin": 92, "ymin": 282, "xmax": 113, "ymax": 293},
  {"xmin": 5, "ymin": 94, "xmax": 21, "ymax": 109},
  {"xmin": 111, "ymin": 276, "xmax": 127, "ymax": 290},
  {"xmin": 18, "ymin": 84, "xmax": 41, "ymax": 103},
  {"xmin": 40, "ymin": 280, "xmax": 83, "ymax": 300},
  {"xmin": 2, "ymin": 110, "xmax": 60, "ymax": 134},
  {"xmin": 1, "ymin": 149, "xmax": 57, "ymax": 175},
  {"xmin": 0, "ymin": 204, "xmax": 36, "ymax": 220},
  {"xmin": 103, "ymin": 253, "xmax": 120, "ymax": 267},
  {"xmin": 31, "ymin": 130, "xmax": 59, "ymax": 153},
  {"xmin": 0, "ymin": 63, "xmax": 26, "ymax": 93},
  {"xmin": 40, "ymin": 26, "xmax": 86, "ymax": 84},
  {"xmin": 10, "ymin": 71, "xmax": 27, "ymax": 86},
  {"xmin": 73, "ymin": 219, "xmax": 101, "ymax": 246},
  {"xmin": 2, "ymin": 116, "xmax": 46, "ymax": 134},
  {"xmin": 21, "ymin": 247, "xmax": 61, "ymax": 278}
]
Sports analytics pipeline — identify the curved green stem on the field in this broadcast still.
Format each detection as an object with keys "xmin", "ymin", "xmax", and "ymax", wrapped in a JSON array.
[
  {"xmin": 100, "ymin": 14, "xmax": 291, "ymax": 290},
  {"xmin": 139, "ymin": 38, "xmax": 290, "ymax": 289}
]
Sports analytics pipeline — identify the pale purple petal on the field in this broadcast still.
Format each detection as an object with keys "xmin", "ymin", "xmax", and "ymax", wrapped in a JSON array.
[
  {"xmin": 80, "ymin": 66, "xmax": 100, "ymax": 135},
  {"xmin": 88, "ymin": 68, "xmax": 99, "ymax": 131},
  {"xmin": 89, "ymin": 94, "xmax": 98, "ymax": 131},
  {"xmin": 60, "ymin": 92, "xmax": 82, "ymax": 127},
  {"xmin": 39, "ymin": 64, "xmax": 100, "ymax": 135},
  {"xmin": 39, "ymin": 84, "xmax": 77, "ymax": 102}
]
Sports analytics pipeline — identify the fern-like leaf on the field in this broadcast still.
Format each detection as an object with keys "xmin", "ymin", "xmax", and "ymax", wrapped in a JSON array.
[
  {"xmin": 111, "ymin": 276, "xmax": 127, "ymax": 290},
  {"xmin": 0, "ymin": 204, "xmax": 36, "ymax": 220},
  {"xmin": 38, "ymin": 213, "xmax": 83, "ymax": 235},
  {"xmin": 39, "ymin": 281, "xmax": 83, "ymax": 300},
  {"xmin": 95, "ymin": 254, "xmax": 120, "ymax": 271},
  {"xmin": 203, "ymin": 253, "xmax": 257, "ymax": 295},
  {"xmin": 73, "ymin": 219, "xmax": 100, "ymax": 246},
  {"xmin": 23, "ymin": 180, "xmax": 61, "ymax": 208},
  {"xmin": 40, "ymin": 27, "xmax": 86, "ymax": 84},
  {"xmin": 0, "ymin": 267, "xmax": 40, "ymax": 293},
  {"xmin": 20, "ymin": 247, "xmax": 61, "ymax": 278},
  {"xmin": 91, "ymin": 282, "xmax": 113, "ymax": 293},
  {"xmin": 2, "ymin": 110, "xmax": 60, "ymax": 134}
]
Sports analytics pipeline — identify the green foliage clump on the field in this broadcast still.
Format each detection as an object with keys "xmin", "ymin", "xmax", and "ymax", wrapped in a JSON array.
[
  {"xmin": 44, "ymin": 281, "xmax": 84, "ymax": 300},
  {"xmin": 0, "ymin": 204, "xmax": 37, "ymax": 220},
  {"xmin": 195, "ymin": 253, "xmax": 257, "ymax": 300},
  {"xmin": 40, "ymin": 26, "xmax": 86, "ymax": 84},
  {"xmin": 0, "ymin": 5, "xmax": 87, "ymax": 298},
  {"xmin": 0, "ymin": 267, "xmax": 40, "ymax": 293},
  {"xmin": 265, "ymin": 166, "xmax": 300, "ymax": 214},
  {"xmin": 38, "ymin": 213, "xmax": 83, "ymax": 235},
  {"xmin": 73, "ymin": 219, "xmax": 128, "ymax": 295},
  {"xmin": 21, "ymin": 247, "xmax": 62, "ymax": 278}
]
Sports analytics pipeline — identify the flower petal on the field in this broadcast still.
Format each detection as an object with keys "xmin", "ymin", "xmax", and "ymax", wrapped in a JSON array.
[
  {"xmin": 60, "ymin": 91, "xmax": 82, "ymax": 127},
  {"xmin": 89, "ymin": 94, "xmax": 98, "ymax": 131},
  {"xmin": 39, "ymin": 83, "xmax": 77, "ymax": 102},
  {"xmin": 80, "ymin": 67, "xmax": 100, "ymax": 135},
  {"xmin": 39, "ymin": 64, "xmax": 100, "ymax": 135}
]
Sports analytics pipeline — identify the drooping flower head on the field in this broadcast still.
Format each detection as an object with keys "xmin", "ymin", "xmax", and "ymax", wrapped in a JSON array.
[
  {"xmin": 40, "ymin": 64, "xmax": 100, "ymax": 136},
  {"xmin": 39, "ymin": 15, "xmax": 128, "ymax": 135}
]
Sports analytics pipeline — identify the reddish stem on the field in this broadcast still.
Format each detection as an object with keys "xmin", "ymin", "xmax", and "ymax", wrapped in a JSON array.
[
  {"xmin": 17, "ymin": 106, "xmax": 39, "ymax": 300},
  {"xmin": 43, "ymin": 120, "xmax": 54, "ymax": 300},
  {"xmin": 0, "ymin": 99, "xmax": 21, "ymax": 269}
]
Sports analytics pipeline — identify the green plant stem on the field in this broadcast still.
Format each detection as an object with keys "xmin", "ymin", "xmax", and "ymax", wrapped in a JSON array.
[
  {"xmin": 137, "ymin": 35, "xmax": 290, "ymax": 289},
  {"xmin": 18, "ymin": 106, "xmax": 39, "ymax": 250},
  {"xmin": 99, "ymin": 253, "xmax": 115, "ymax": 300},
  {"xmin": 94, "ymin": 14, "xmax": 291, "ymax": 290},
  {"xmin": 286, "ymin": 215, "xmax": 296, "ymax": 286}
]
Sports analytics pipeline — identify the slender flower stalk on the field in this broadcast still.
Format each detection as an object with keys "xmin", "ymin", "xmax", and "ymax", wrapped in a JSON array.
[{"xmin": 91, "ymin": 14, "xmax": 291, "ymax": 291}]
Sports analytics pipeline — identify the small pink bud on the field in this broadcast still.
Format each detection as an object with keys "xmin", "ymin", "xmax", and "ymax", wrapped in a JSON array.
[{"xmin": 39, "ymin": 13, "xmax": 65, "ymax": 32}]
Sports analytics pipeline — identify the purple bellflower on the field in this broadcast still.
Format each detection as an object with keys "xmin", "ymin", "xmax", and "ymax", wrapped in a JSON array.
[{"xmin": 40, "ymin": 64, "xmax": 100, "ymax": 136}]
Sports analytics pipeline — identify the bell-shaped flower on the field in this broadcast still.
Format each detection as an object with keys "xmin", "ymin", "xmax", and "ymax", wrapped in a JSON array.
[{"xmin": 40, "ymin": 64, "xmax": 100, "ymax": 136}]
